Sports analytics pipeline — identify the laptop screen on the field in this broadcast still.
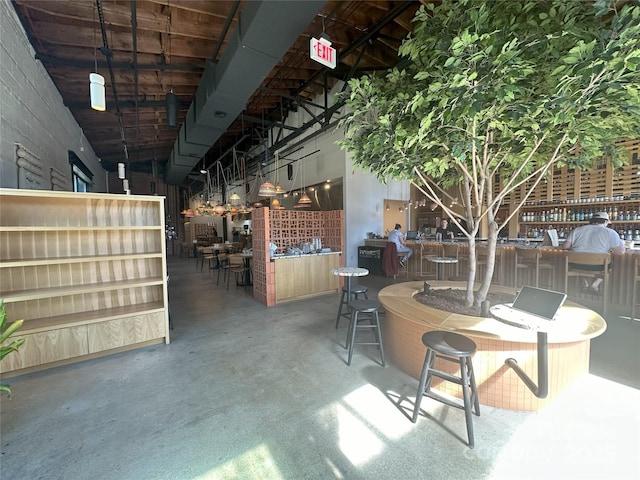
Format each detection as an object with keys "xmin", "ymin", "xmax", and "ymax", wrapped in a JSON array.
[
  {"xmin": 406, "ymin": 230, "xmax": 418, "ymax": 240},
  {"xmin": 512, "ymin": 286, "xmax": 567, "ymax": 320}
]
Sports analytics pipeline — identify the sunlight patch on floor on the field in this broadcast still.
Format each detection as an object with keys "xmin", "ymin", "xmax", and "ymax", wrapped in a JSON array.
[
  {"xmin": 486, "ymin": 374, "xmax": 640, "ymax": 479},
  {"xmin": 193, "ymin": 444, "xmax": 284, "ymax": 480},
  {"xmin": 325, "ymin": 383, "xmax": 420, "ymax": 467}
]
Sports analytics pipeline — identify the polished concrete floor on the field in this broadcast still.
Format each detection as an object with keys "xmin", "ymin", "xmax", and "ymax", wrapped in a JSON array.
[{"xmin": 1, "ymin": 256, "xmax": 639, "ymax": 480}]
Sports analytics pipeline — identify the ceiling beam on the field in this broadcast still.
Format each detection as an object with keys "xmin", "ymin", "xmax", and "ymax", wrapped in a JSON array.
[{"xmin": 35, "ymin": 53, "xmax": 204, "ymax": 72}]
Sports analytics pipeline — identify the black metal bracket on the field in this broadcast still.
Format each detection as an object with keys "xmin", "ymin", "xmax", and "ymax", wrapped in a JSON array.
[{"xmin": 505, "ymin": 331, "xmax": 548, "ymax": 399}]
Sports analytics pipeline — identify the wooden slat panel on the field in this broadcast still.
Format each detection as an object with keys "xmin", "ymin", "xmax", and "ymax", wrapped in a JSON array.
[
  {"xmin": 87, "ymin": 312, "xmax": 165, "ymax": 353},
  {"xmin": 0, "ymin": 325, "xmax": 88, "ymax": 372}
]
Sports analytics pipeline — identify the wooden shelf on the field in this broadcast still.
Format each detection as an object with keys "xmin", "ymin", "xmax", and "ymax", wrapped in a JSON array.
[
  {"xmin": 0, "ymin": 252, "xmax": 163, "ymax": 267},
  {"xmin": 523, "ymin": 199, "xmax": 640, "ymax": 208},
  {"xmin": 3, "ymin": 277, "xmax": 164, "ymax": 303},
  {"xmin": 0, "ymin": 189, "xmax": 169, "ymax": 377},
  {"xmin": 17, "ymin": 302, "xmax": 166, "ymax": 334},
  {"xmin": 520, "ymin": 220, "xmax": 640, "ymax": 225},
  {"xmin": 0, "ymin": 226, "xmax": 162, "ymax": 231}
]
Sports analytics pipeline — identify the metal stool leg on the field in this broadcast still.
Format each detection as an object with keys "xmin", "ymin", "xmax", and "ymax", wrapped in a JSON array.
[
  {"xmin": 459, "ymin": 356, "xmax": 475, "ymax": 448},
  {"xmin": 335, "ymin": 289, "xmax": 348, "ymax": 329},
  {"xmin": 412, "ymin": 349, "xmax": 436, "ymax": 423},
  {"xmin": 373, "ymin": 310, "xmax": 385, "ymax": 366},
  {"xmin": 347, "ymin": 310, "xmax": 359, "ymax": 365}
]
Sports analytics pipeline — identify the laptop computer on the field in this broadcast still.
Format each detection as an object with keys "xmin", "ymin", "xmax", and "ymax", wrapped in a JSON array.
[
  {"xmin": 406, "ymin": 230, "xmax": 419, "ymax": 240},
  {"xmin": 490, "ymin": 286, "xmax": 567, "ymax": 330}
]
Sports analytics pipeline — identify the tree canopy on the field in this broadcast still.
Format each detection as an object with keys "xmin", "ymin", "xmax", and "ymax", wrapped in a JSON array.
[
  {"xmin": 338, "ymin": 0, "xmax": 640, "ymax": 304},
  {"xmin": 340, "ymin": 0, "xmax": 639, "ymax": 187}
]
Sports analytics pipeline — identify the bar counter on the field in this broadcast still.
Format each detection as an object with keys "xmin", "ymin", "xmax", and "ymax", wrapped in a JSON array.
[
  {"xmin": 378, "ymin": 281, "xmax": 607, "ymax": 411},
  {"xmin": 272, "ymin": 251, "xmax": 341, "ymax": 303},
  {"xmin": 364, "ymin": 239, "xmax": 639, "ymax": 317}
]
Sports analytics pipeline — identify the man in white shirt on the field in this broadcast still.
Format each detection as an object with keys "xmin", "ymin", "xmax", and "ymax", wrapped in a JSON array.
[
  {"xmin": 563, "ymin": 211, "xmax": 625, "ymax": 293},
  {"xmin": 388, "ymin": 223, "xmax": 412, "ymax": 267}
]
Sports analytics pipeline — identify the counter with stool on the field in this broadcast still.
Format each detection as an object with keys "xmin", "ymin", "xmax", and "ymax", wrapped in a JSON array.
[{"xmin": 378, "ymin": 281, "xmax": 606, "ymax": 412}]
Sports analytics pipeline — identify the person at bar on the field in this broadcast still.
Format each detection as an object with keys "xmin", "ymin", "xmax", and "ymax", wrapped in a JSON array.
[
  {"xmin": 436, "ymin": 218, "xmax": 455, "ymax": 240},
  {"xmin": 563, "ymin": 211, "xmax": 625, "ymax": 293},
  {"xmin": 388, "ymin": 223, "xmax": 412, "ymax": 267}
]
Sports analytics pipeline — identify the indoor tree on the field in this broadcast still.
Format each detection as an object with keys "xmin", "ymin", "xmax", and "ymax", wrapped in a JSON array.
[{"xmin": 338, "ymin": 0, "xmax": 640, "ymax": 306}]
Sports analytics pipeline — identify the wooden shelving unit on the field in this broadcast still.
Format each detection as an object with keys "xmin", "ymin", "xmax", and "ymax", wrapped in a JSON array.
[
  {"xmin": 0, "ymin": 189, "xmax": 169, "ymax": 376},
  {"xmin": 518, "ymin": 198, "xmax": 640, "ymax": 239}
]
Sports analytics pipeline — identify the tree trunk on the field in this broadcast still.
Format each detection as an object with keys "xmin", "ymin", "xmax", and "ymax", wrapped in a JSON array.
[
  {"xmin": 475, "ymin": 221, "xmax": 499, "ymax": 306},
  {"xmin": 465, "ymin": 237, "xmax": 477, "ymax": 307}
]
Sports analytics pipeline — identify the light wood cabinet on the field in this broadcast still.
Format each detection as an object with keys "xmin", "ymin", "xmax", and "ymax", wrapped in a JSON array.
[
  {"xmin": 274, "ymin": 253, "xmax": 340, "ymax": 303},
  {"xmin": 0, "ymin": 188, "xmax": 169, "ymax": 376}
]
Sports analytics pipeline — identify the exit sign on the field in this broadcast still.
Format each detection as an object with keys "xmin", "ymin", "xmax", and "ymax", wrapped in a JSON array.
[{"xmin": 310, "ymin": 36, "xmax": 336, "ymax": 69}]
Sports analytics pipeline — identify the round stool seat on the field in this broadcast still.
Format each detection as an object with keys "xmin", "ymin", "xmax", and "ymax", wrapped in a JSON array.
[
  {"xmin": 348, "ymin": 299, "xmax": 380, "ymax": 313},
  {"xmin": 342, "ymin": 285, "xmax": 368, "ymax": 295},
  {"xmin": 421, "ymin": 331, "xmax": 476, "ymax": 357}
]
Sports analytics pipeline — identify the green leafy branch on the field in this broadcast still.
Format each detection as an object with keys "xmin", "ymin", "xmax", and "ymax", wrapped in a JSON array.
[{"xmin": 1, "ymin": 300, "xmax": 25, "ymax": 396}]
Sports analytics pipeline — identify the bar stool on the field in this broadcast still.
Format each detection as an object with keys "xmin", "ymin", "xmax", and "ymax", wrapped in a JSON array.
[
  {"xmin": 335, "ymin": 284, "xmax": 369, "ymax": 328},
  {"xmin": 419, "ymin": 243, "xmax": 439, "ymax": 278},
  {"xmin": 412, "ymin": 331, "xmax": 479, "ymax": 448},
  {"xmin": 442, "ymin": 243, "xmax": 460, "ymax": 279},
  {"xmin": 564, "ymin": 252, "xmax": 611, "ymax": 314},
  {"xmin": 515, "ymin": 247, "xmax": 556, "ymax": 288},
  {"xmin": 382, "ymin": 242, "xmax": 408, "ymax": 279},
  {"xmin": 396, "ymin": 251, "xmax": 409, "ymax": 279},
  {"xmin": 346, "ymin": 299, "xmax": 385, "ymax": 366}
]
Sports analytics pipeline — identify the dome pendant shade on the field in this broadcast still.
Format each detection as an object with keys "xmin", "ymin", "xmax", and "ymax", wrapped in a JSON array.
[
  {"xmin": 258, "ymin": 181, "xmax": 277, "ymax": 197},
  {"xmin": 298, "ymin": 192, "xmax": 312, "ymax": 204},
  {"xmin": 229, "ymin": 192, "xmax": 241, "ymax": 204},
  {"xmin": 89, "ymin": 73, "xmax": 106, "ymax": 111},
  {"xmin": 165, "ymin": 91, "xmax": 179, "ymax": 128}
]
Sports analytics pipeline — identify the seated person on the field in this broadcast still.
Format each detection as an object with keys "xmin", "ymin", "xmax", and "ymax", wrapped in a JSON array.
[
  {"xmin": 388, "ymin": 223, "xmax": 412, "ymax": 267},
  {"xmin": 563, "ymin": 212, "xmax": 625, "ymax": 293},
  {"xmin": 435, "ymin": 219, "xmax": 455, "ymax": 240}
]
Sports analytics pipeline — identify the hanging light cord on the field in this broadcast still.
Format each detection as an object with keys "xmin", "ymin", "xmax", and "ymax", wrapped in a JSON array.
[{"xmin": 95, "ymin": 0, "xmax": 128, "ymax": 162}]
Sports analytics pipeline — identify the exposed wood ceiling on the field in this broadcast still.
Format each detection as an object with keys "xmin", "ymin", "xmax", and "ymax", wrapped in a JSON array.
[{"xmin": 11, "ymin": 0, "xmax": 422, "ymax": 185}]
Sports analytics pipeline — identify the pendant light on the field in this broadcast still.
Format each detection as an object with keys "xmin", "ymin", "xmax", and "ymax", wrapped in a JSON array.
[
  {"xmin": 298, "ymin": 192, "xmax": 312, "ymax": 204},
  {"xmin": 273, "ymin": 151, "xmax": 285, "ymax": 195},
  {"xmin": 164, "ymin": 5, "xmax": 178, "ymax": 127},
  {"xmin": 295, "ymin": 159, "xmax": 311, "ymax": 207},
  {"xmin": 258, "ymin": 140, "xmax": 277, "ymax": 197},
  {"xmin": 166, "ymin": 91, "xmax": 178, "ymax": 128},
  {"xmin": 258, "ymin": 180, "xmax": 276, "ymax": 197},
  {"xmin": 89, "ymin": 4, "xmax": 105, "ymax": 111}
]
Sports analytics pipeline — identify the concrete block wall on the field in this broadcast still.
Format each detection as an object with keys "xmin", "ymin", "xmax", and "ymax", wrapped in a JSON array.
[{"xmin": 0, "ymin": 0, "xmax": 106, "ymax": 192}]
